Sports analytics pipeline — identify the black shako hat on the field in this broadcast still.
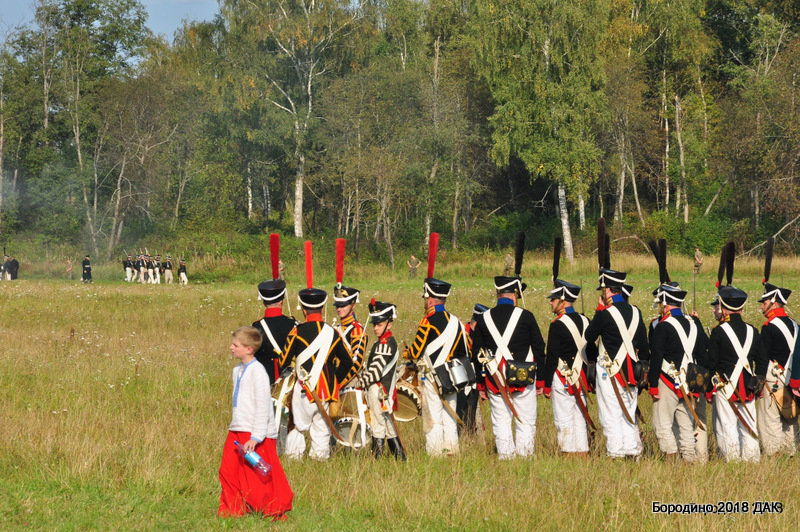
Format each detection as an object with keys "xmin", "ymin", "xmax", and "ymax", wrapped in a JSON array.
[
  {"xmin": 368, "ymin": 299, "xmax": 397, "ymax": 324},
  {"xmin": 654, "ymin": 282, "xmax": 687, "ymax": 305},
  {"xmin": 718, "ymin": 285, "xmax": 747, "ymax": 311},
  {"xmin": 471, "ymin": 303, "xmax": 489, "ymax": 322},
  {"xmin": 423, "ymin": 277, "xmax": 451, "ymax": 299},
  {"xmin": 258, "ymin": 279, "xmax": 287, "ymax": 303},
  {"xmin": 494, "ymin": 275, "xmax": 527, "ymax": 294},
  {"xmin": 759, "ymin": 282, "xmax": 792, "ymax": 305},
  {"xmin": 333, "ymin": 284, "xmax": 360, "ymax": 307},
  {"xmin": 298, "ymin": 288, "xmax": 328, "ymax": 309},
  {"xmin": 547, "ymin": 279, "xmax": 581, "ymax": 302},
  {"xmin": 597, "ymin": 267, "xmax": 627, "ymax": 289}
]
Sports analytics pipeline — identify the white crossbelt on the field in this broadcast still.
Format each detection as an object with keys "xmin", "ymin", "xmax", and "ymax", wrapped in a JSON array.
[
  {"xmin": 769, "ymin": 318, "xmax": 798, "ymax": 386},
  {"xmin": 483, "ymin": 307, "xmax": 524, "ymax": 370},
  {"xmin": 423, "ymin": 314, "xmax": 460, "ymax": 369},
  {"xmin": 295, "ymin": 325, "xmax": 336, "ymax": 390},
  {"xmin": 601, "ymin": 305, "xmax": 641, "ymax": 377},
  {"xmin": 557, "ymin": 313, "xmax": 589, "ymax": 386},
  {"xmin": 259, "ymin": 319, "xmax": 283, "ymax": 354},
  {"xmin": 717, "ymin": 322, "xmax": 754, "ymax": 400},
  {"xmin": 661, "ymin": 317, "xmax": 698, "ymax": 384}
]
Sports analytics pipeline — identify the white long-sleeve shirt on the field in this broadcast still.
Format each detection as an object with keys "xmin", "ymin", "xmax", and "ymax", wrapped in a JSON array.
[{"xmin": 228, "ymin": 359, "xmax": 278, "ymax": 441}]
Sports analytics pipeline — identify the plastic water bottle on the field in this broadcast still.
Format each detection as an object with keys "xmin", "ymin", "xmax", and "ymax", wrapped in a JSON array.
[{"xmin": 233, "ymin": 440, "xmax": 272, "ymax": 478}]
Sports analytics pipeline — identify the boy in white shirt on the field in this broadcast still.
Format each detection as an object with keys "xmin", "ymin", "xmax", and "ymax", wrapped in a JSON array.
[{"xmin": 218, "ymin": 327, "xmax": 293, "ymax": 519}]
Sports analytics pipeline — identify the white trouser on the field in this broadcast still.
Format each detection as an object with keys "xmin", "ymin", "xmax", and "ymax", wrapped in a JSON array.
[
  {"xmin": 285, "ymin": 383, "xmax": 331, "ymax": 460},
  {"xmin": 651, "ymin": 380, "xmax": 697, "ymax": 460},
  {"xmin": 147, "ymin": 268, "xmax": 155, "ymax": 283},
  {"xmin": 139, "ymin": 267, "xmax": 146, "ymax": 283},
  {"xmin": 367, "ymin": 384, "xmax": 396, "ymax": 440},
  {"xmin": 695, "ymin": 397, "xmax": 709, "ymax": 464},
  {"xmin": 596, "ymin": 367, "xmax": 642, "ymax": 457},
  {"xmin": 164, "ymin": 270, "xmax": 173, "ymax": 284},
  {"xmin": 489, "ymin": 384, "xmax": 537, "ymax": 459},
  {"xmin": 154, "ymin": 269, "xmax": 161, "ymax": 284},
  {"xmin": 713, "ymin": 394, "xmax": 760, "ymax": 462},
  {"xmin": 179, "ymin": 272, "xmax": 188, "ymax": 285},
  {"xmin": 551, "ymin": 372, "xmax": 589, "ymax": 453},
  {"xmin": 421, "ymin": 378, "xmax": 458, "ymax": 456},
  {"xmin": 125, "ymin": 267, "xmax": 133, "ymax": 282},
  {"xmin": 757, "ymin": 362, "xmax": 799, "ymax": 456}
]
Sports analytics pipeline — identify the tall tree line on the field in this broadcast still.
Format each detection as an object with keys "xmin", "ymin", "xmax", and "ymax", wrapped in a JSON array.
[{"xmin": 1, "ymin": 0, "xmax": 799, "ymax": 261}]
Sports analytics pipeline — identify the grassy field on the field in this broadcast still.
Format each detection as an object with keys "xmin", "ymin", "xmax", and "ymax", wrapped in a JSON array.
[{"xmin": 1, "ymin": 252, "xmax": 799, "ymax": 530}]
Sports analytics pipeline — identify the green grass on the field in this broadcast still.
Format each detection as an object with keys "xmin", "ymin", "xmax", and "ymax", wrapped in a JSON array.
[{"xmin": 1, "ymin": 254, "xmax": 799, "ymax": 529}]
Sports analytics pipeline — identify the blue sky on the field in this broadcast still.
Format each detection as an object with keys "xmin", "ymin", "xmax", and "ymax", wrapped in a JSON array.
[{"xmin": 0, "ymin": 0, "xmax": 220, "ymax": 40}]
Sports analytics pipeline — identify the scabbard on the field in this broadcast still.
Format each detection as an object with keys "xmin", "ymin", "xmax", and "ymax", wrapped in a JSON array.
[
  {"xmin": 609, "ymin": 375, "xmax": 635, "ymax": 425},
  {"xmin": 727, "ymin": 396, "xmax": 758, "ymax": 440},
  {"xmin": 680, "ymin": 386, "xmax": 706, "ymax": 431},
  {"xmin": 489, "ymin": 370, "xmax": 522, "ymax": 423},
  {"xmin": 301, "ymin": 380, "xmax": 346, "ymax": 443},
  {"xmin": 570, "ymin": 383, "xmax": 596, "ymax": 432}
]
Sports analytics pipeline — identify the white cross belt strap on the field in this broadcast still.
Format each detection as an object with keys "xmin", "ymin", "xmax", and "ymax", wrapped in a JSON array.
[
  {"xmin": 718, "ymin": 322, "xmax": 754, "ymax": 400},
  {"xmin": 295, "ymin": 325, "xmax": 336, "ymax": 390},
  {"xmin": 259, "ymin": 319, "xmax": 282, "ymax": 354},
  {"xmin": 557, "ymin": 313, "xmax": 589, "ymax": 385},
  {"xmin": 770, "ymin": 319, "xmax": 798, "ymax": 386},
  {"xmin": 604, "ymin": 305, "xmax": 641, "ymax": 373},
  {"xmin": 663, "ymin": 316, "xmax": 698, "ymax": 374},
  {"xmin": 483, "ymin": 307, "xmax": 524, "ymax": 370},
  {"xmin": 423, "ymin": 314, "xmax": 460, "ymax": 369}
]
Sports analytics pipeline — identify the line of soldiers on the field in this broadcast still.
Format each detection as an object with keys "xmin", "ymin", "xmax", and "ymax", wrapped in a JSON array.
[
  {"xmin": 122, "ymin": 254, "xmax": 187, "ymax": 285},
  {"xmin": 243, "ymin": 247, "xmax": 799, "ymax": 463}
]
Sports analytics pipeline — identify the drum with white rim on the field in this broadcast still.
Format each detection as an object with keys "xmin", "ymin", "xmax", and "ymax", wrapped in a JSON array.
[{"xmin": 395, "ymin": 381, "xmax": 422, "ymax": 422}]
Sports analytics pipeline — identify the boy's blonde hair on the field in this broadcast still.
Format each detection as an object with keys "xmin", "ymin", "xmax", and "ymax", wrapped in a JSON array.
[{"xmin": 231, "ymin": 326, "xmax": 263, "ymax": 352}]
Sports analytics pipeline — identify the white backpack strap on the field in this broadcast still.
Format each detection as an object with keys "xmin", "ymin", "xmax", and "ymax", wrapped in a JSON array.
[
  {"xmin": 769, "ymin": 319, "xmax": 798, "ymax": 385},
  {"xmin": 663, "ymin": 317, "xmax": 698, "ymax": 373},
  {"xmin": 423, "ymin": 314, "xmax": 460, "ymax": 368},
  {"xmin": 558, "ymin": 314, "xmax": 588, "ymax": 373},
  {"xmin": 295, "ymin": 325, "xmax": 336, "ymax": 388},
  {"xmin": 482, "ymin": 308, "xmax": 523, "ymax": 369},
  {"xmin": 606, "ymin": 305, "xmax": 640, "ymax": 365},
  {"xmin": 719, "ymin": 323, "xmax": 754, "ymax": 389},
  {"xmin": 259, "ymin": 319, "xmax": 282, "ymax": 354}
]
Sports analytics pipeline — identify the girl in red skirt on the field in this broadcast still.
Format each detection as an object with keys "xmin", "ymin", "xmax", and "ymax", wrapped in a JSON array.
[{"xmin": 218, "ymin": 327, "xmax": 293, "ymax": 519}]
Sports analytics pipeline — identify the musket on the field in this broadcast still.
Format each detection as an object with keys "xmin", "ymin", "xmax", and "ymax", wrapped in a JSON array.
[
  {"xmin": 580, "ymin": 279, "xmax": 585, "ymax": 315},
  {"xmin": 692, "ymin": 269, "xmax": 697, "ymax": 314},
  {"xmin": 478, "ymin": 349, "xmax": 521, "ymax": 422},
  {"xmin": 297, "ymin": 367, "xmax": 346, "ymax": 443}
]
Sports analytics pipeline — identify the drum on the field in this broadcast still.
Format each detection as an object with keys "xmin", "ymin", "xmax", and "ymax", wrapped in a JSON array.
[
  {"xmin": 334, "ymin": 417, "xmax": 373, "ymax": 449},
  {"xmin": 395, "ymin": 381, "xmax": 422, "ymax": 422},
  {"xmin": 330, "ymin": 389, "xmax": 371, "ymax": 449}
]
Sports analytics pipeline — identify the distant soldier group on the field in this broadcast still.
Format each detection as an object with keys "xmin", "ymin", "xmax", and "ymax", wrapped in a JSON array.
[
  {"xmin": 233, "ymin": 226, "xmax": 799, "ymax": 463},
  {"xmin": 122, "ymin": 253, "xmax": 187, "ymax": 285}
]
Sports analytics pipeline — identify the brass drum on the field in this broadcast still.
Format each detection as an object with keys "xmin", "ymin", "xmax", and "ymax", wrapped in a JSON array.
[
  {"xmin": 395, "ymin": 381, "xmax": 422, "ymax": 422},
  {"xmin": 330, "ymin": 389, "xmax": 371, "ymax": 449}
]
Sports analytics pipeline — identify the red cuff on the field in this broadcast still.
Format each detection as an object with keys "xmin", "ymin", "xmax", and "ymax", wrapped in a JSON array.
[
  {"xmin": 790, "ymin": 378, "xmax": 800, "ymax": 389},
  {"xmin": 544, "ymin": 387, "xmax": 551, "ymax": 396},
  {"xmin": 536, "ymin": 380, "xmax": 545, "ymax": 389},
  {"xmin": 476, "ymin": 381, "xmax": 486, "ymax": 392},
  {"xmin": 649, "ymin": 387, "xmax": 658, "ymax": 397},
  {"xmin": 705, "ymin": 391, "xmax": 715, "ymax": 403}
]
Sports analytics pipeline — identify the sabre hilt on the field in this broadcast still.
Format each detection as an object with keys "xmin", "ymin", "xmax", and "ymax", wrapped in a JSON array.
[{"xmin": 296, "ymin": 366, "xmax": 311, "ymax": 386}]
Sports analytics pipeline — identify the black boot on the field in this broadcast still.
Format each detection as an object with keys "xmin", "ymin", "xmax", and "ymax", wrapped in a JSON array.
[
  {"xmin": 372, "ymin": 437, "xmax": 385, "ymax": 458},
  {"xmin": 387, "ymin": 437, "xmax": 407, "ymax": 461}
]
